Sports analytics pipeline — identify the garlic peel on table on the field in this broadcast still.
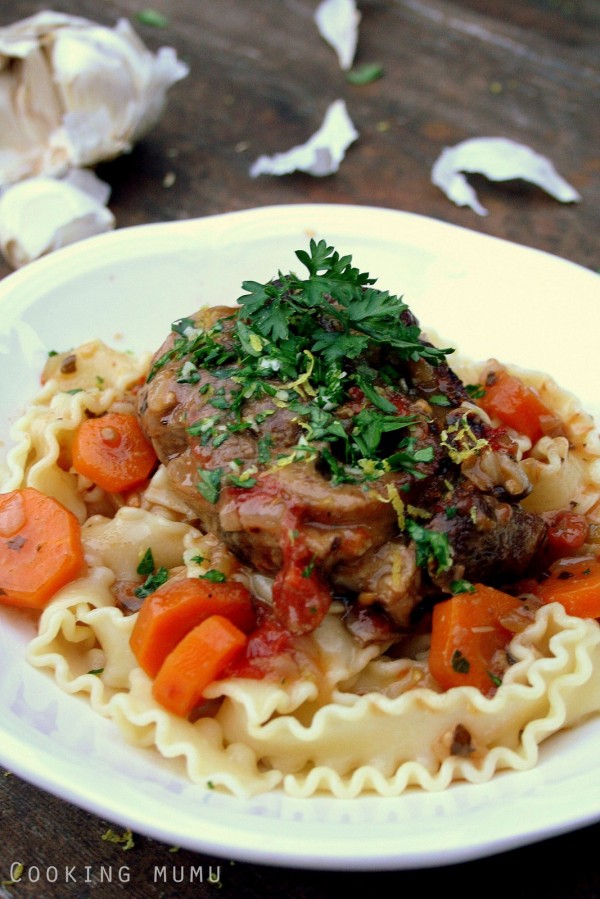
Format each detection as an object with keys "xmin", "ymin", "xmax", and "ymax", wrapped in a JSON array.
[
  {"xmin": 314, "ymin": 0, "xmax": 361, "ymax": 71},
  {"xmin": 432, "ymin": 137, "xmax": 581, "ymax": 215},
  {"xmin": 250, "ymin": 99, "xmax": 359, "ymax": 178}
]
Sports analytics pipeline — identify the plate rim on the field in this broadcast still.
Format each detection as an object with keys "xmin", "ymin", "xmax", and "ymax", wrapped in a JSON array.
[{"xmin": 0, "ymin": 202, "xmax": 599, "ymax": 871}]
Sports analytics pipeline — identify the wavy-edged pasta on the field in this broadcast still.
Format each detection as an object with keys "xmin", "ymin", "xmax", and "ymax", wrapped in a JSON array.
[
  {"xmin": 0, "ymin": 330, "xmax": 595, "ymax": 798},
  {"xmin": 449, "ymin": 352, "xmax": 600, "ymax": 518}
]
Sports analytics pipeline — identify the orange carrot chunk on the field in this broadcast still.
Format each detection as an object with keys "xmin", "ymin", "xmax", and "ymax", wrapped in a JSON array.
[
  {"xmin": 152, "ymin": 615, "xmax": 247, "ymax": 717},
  {"xmin": 72, "ymin": 412, "xmax": 157, "ymax": 493},
  {"xmin": 429, "ymin": 584, "xmax": 522, "ymax": 695},
  {"xmin": 477, "ymin": 367, "xmax": 557, "ymax": 444},
  {"xmin": 130, "ymin": 577, "xmax": 256, "ymax": 677},
  {"xmin": 0, "ymin": 487, "xmax": 85, "ymax": 609},
  {"xmin": 530, "ymin": 558, "xmax": 600, "ymax": 619}
]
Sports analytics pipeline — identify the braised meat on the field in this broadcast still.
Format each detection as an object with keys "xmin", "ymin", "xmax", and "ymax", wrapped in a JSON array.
[{"xmin": 137, "ymin": 242, "xmax": 547, "ymax": 634}]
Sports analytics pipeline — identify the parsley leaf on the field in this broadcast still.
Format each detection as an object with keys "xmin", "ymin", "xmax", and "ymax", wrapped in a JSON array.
[
  {"xmin": 466, "ymin": 384, "xmax": 486, "ymax": 400},
  {"xmin": 136, "ymin": 9, "xmax": 168, "ymax": 27},
  {"xmin": 301, "ymin": 556, "xmax": 316, "ymax": 578},
  {"xmin": 450, "ymin": 579, "xmax": 476, "ymax": 595},
  {"xmin": 137, "ymin": 547, "xmax": 156, "ymax": 577},
  {"xmin": 346, "ymin": 62, "xmax": 384, "ymax": 85},
  {"xmin": 134, "ymin": 547, "xmax": 168, "ymax": 598},
  {"xmin": 310, "ymin": 329, "xmax": 369, "ymax": 364},
  {"xmin": 135, "ymin": 566, "xmax": 168, "ymax": 599},
  {"xmin": 199, "ymin": 570, "xmax": 227, "ymax": 583},
  {"xmin": 197, "ymin": 468, "xmax": 223, "ymax": 505},
  {"xmin": 407, "ymin": 520, "xmax": 453, "ymax": 574},
  {"xmin": 352, "ymin": 409, "xmax": 415, "ymax": 457}
]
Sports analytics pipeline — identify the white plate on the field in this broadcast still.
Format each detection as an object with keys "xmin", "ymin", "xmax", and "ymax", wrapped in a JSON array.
[{"xmin": 0, "ymin": 204, "xmax": 599, "ymax": 870}]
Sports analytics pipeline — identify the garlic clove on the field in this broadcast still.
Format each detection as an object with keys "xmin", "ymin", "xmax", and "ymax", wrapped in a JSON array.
[
  {"xmin": 0, "ymin": 11, "xmax": 189, "ymax": 186},
  {"xmin": 0, "ymin": 170, "xmax": 115, "ymax": 268},
  {"xmin": 0, "ymin": 43, "xmax": 65, "ymax": 182}
]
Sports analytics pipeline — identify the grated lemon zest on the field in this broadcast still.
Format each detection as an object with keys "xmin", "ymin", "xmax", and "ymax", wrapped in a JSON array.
[
  {"xmin": 407, "ymin": 504, "xmax": 431, "ymax": 520},
  {"xmin": 386, "ymin": 483, "xmax": 406, "ymax": 529},
  {"xmin": 391, "ymin": 548, "xmax": 404, "ymax": 589},
  {"xmin": 249, "ymin": 333, "xmax": 264, "ymax": 353},
  {"xmin": 441, "ymin": 414, "xmax": 488, "ymax": 464},
  {"xmin": 279, "ymin": 350, "xmax": 316, "ymax": 397}
]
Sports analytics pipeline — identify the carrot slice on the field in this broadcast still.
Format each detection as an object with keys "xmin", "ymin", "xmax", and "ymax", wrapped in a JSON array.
[
  {"xmin": 477, "ymin": 367, "xmax": 557, "ymax": 444},
  {"xmin": 152, "ymin": 615, "xmax": 247, "ymax": 717},
  {"xmin": 531, "ymin": 558, "xmax": 600, "ymax": 619},
  {"xmin": 429, "ymin": 584, "xmax": 522, "ymax": 695},
  {"xmin": 130, "ymin": 577, "xmax": 256, "ymax": 677},
  {"xmin": 0, "ymin": 487, "xmax": 85, "ymax": 609},
  {"xmin": 72, "ymin": 412, "xmax": 157, "ymax": 493}
]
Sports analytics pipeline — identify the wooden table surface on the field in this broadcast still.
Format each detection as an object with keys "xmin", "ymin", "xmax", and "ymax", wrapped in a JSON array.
[{"xmin": 0, "ymin": 0, "xmax": 599, "ymax": 896}]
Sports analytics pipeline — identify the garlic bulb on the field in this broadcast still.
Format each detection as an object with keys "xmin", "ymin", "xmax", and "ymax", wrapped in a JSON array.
[
  {"xmin": 0, "ymin": 10, "xmax": 189, "ymax": 186},
  {"xmin": 0, "ymin": 170, "xmax": 115, "ymax": 268}
]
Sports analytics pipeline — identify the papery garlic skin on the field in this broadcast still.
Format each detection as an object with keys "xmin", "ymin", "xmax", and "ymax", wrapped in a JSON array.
[
  {"xmin": 431, "ymin": 137, "xmax": 581, "ymax": 216},
  {"xmin": 0, "ymin": 170, "xmax": 115, "ymax": 268},
  {"xmin": 250, "ymin": 99, "xmax": 359, "ymax": 178},
  {"xmin": 315, "ymin": 0, "xmax": 361, "ymax": 71},
  {"xmin": 0, "ymin": 11, "xmax": 189, "ymax": 187}
]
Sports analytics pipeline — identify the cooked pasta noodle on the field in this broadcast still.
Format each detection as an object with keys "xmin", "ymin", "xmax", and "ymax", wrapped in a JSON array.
[{"xmin": 1, "ymin": 335, "xmax": 598, "ymax": 798}]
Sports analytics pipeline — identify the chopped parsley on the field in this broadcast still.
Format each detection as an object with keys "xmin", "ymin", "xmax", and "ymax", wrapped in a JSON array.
[
  {"xmin": 199, "ymin": 570, "xmax": 227, "ymax": 583},
  {"xmin": 346, "ymin": 62, "xmax": 384, "ymax": 85},
  {"xmin": 228, "ymin": 474, "xmax": 258, "ymax": 489},
  {"xmin": 301, "ymin": 556, "xmax": 317, "ymax": 578},
  {"xmin": 487, "ymin": 671, "xmax": 503, "ymax": 688},
  {"xmin": 149, "ymin": 240, "xmax": 455, "ymax": 504},
  {"xmin": 407, "ymin": 519, "xmax": 453, "ymax": 574},
  {"xmin": 137, "ymin": 547, "xmax": 156, "ymax": 577},
  {"xmin": 466, "ymin": 383, "xmax": 486, "ymax": 400},
  {"xmin": 135, "ymin": 568, "xmax": 168, "ymax": 599},
  {"xmin": 238, "ymin": 241, "xmax": 450, "ymax": 366},
  {"xmin": 134, "ymin": 548, "xmax": 168, "ymax": 598},
  {"xmin": 197, "ymin": 468, "xmax": 223, "ymax": 504},
  {"xmin": 136, "ymin": 8, "xmax": 168, "ymax": 27},
  {"xmin": 450, "ymin": 579, "xmax": 475, "ymax": 595},
  {"xmin": 257, "ymin": 435, "xmax": 272, "ymax": 464}
]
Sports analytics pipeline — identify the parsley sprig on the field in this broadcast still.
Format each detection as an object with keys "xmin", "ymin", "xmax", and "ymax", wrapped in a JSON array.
[
  {"xmin": 149, "ymin": 240, "xmax": 455, "ymax": 498},
  {"xmin": 237, "ymin": 240, "xmax": 450, "ymax": 367}
]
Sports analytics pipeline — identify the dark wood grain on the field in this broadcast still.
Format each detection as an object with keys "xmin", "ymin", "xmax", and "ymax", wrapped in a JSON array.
[
  {"xmin": 0, "ymin": 0, "xmax": 598, "ymax": 282},
  {"xmin": 2, "ymin": 769, "xmax": 600, "ymax": 898},
  {"xmin": 0, "ymin": 0, "xmax": 599, "ymax": 894}
]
